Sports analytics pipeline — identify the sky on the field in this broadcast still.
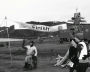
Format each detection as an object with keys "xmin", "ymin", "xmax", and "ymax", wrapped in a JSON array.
[{"xmin": 0, "ymin": 0, "xmax": 90, "ymax": 27}]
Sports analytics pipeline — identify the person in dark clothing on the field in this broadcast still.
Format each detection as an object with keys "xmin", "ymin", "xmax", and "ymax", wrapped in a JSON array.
[
  {"xmin": 69, "ymin": 38, "xmax": 90, "ymax": 72},
  {"xmin": 69, "ymin": 45, "xmax": 79, "ymax": 72},
  {"xmin": 32, "ymin": 56, "xmax": 37, "ymax": 69},
  {"xmin": 69, "ymin": 39, "xmax": 83, "ymax": 72}
]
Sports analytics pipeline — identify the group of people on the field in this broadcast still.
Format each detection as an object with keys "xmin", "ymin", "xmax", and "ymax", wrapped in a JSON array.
[
  {"xmin": 21, "ymin": 35, "xmax": 90, "ymax": 72},
  {"xmin": 55, "ymin": 36, "xmax": 90, "ymax": 72}
]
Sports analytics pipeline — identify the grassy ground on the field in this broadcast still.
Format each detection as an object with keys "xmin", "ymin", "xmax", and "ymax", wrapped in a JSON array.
[{"xmin": 0, "ymin": 41, "xmax": 90, "ymax": 72}]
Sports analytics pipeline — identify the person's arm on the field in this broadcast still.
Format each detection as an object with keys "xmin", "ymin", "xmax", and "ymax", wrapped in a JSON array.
[
  {"xmin": 59, "ymin": 50, "xmax": 69, "ymax": 64},
  {"xmin": 54, "ymin": 49, "xmax": 69, "ymax": 66},
  {"xmin": 79, "ymin": 59, "xmax": 90, "ymax": 63},
  {"xmin": 34, "ymin": 46, "xmax": 37, "ymax": 56},
  {"xmin": 22, "ymin": 39, "xmax": 27, "ymax": 49}
]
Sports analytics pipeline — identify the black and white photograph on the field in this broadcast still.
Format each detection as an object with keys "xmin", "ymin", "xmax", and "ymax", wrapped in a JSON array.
[{"xmin": 0, "ymin": 0, "xmax": 90, "ymax": 72}]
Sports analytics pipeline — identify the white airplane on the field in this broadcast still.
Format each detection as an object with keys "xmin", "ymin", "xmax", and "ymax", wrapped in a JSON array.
[
  {"xmin": 0, "ymin": 21, "xmax": 67, "ymax": 45},
  {"xmin": 15, "ymin": 21, "xmax": 67, "ymax": 32}
]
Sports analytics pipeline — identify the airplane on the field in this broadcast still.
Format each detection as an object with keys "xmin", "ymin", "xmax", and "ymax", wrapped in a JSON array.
[
  {"xmin": 10, "ymin": 21, "xmax": 68, "ymax": 39},
  {"xmin": 0, "ymin": 20, "xmax": 68, "ymax": 44},
  {"xmin": 12, "ymin": 10, "xmax": 90, "ymax": 41},
  {"xmin": 1, "ymin": 10, "xmax": 90, "ymax": 41},
  {"xmin": 15, "ymin": 21, "xmax": 67, "ymax": 32}
]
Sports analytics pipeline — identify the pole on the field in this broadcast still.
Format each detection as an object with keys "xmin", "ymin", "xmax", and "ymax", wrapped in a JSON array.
[{"xmin": 5, "ymin": 16, "xmax": 13, "ymax": 66}]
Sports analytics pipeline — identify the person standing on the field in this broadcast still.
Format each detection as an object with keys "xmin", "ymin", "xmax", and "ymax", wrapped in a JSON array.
[
  {"xmin": 22, "ymin": 39, "xmax": 38, "ymax": 70},
  {"xmin": 71, "ymin": 37, "xmax": 90, "ymax": 72},
  {"xmin": 69, "ymin": 39, "xmax": 79, "ymax": 72},
  {"xmin": 75, "ymin": 39, "xmax": 89, "ymax": 72},
  {"xmin": 67, "ymin": 37, "xmax": 89, "ymax": 72}
]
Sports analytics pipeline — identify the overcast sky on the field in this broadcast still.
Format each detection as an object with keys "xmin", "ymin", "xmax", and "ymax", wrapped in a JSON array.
[{"xmin": 0, "ymin": 0, "xmax": 90, "ymax": 27}]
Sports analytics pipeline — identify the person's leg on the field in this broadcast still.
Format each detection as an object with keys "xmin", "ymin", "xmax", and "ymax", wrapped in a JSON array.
[
  {"xmin": 76, "ymin": 63, "xmax": 88, "ymax": 72},
  {"xmin": 69, "ymin": 67, "xmax": 74, "ymax": 72},
  {"xmin": 88, "ymin": 62, "xmax": 90, "ymax": 67},
  {"xmin": 24, "ymin": 56, "xmax": 29, "ymax": 69},
  {"xmin": 69, "ymin": 63, "xmax": 77, "ymax": 72},
  {"xmin": 32, "ymin": 56, "xmax": 37, "ymax": 68}
]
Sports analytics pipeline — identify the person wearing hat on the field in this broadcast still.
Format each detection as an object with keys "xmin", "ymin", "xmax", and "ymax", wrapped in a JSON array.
[{"xmin": 22, "ymin": 39, "xmax": 37, "ymax": 70}]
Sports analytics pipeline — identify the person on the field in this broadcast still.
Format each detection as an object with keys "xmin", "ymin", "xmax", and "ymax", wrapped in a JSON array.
[
  {"xmin": 69, "ymin": 37, "xmax": 90, "ymax": 72},
  {"xmin": 85, "ymin": 40, "xmax": 90, "ymax": 59},
  {"xmin": 75, "ymin": 38, "xmax": 90, "ymax": 72},
  {"xmin": 54, "ymin": 38, "xmax": 77, "ymax": 67},
  {"xmin": 54, "ymin": 37, "xmax": 90, "ymax": 72},
  {"xmin": 22, "ymin": 39, "xmax": 38, "ymax": 70},
  {"xmin": 68, "ymin": 37, "xmax": 90, "ymax": 72},
  {"xmin": 68, "ymin": 39, "xmax": 79, "ymax": 72}
]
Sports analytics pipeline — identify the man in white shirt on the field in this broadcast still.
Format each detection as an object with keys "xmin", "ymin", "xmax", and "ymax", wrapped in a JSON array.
[
  {"xmin": 22, "ymin": 39, "xmax": 37, "ymax": 70},
  {"xmin": 78, "ymin": 41, "xmax": 88, "ymax": 60}
]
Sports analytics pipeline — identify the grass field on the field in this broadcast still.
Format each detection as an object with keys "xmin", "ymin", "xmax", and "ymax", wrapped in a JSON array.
[{"xmin": 0, "ymin": 41, "xmax": 90, "ymax": 72}]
